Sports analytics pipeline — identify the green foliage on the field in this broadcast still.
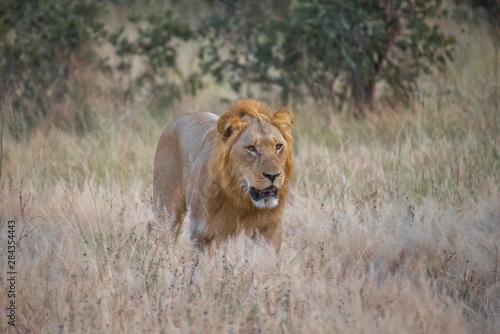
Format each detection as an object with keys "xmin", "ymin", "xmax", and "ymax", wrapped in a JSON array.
[
  {"xmin": 110, "ymin": 8, "xmax": 199, "ymax": 111},
  {"xmin": 0, "ymin": 0, "xmax": 459, "ymax": 132},
  {"xmin": 200, "ymin": 0, "xmax": 456, "ymax": 110},
  {"xmin": 0, "ymin": 0, "xmax": 199, "ymax": 133},
  {"xmin": 468, "ymin": 0, "xmax": 500, "ymax": 23},
  {"xmin": 0, "ymin": 0, "xmax": 107, "ymax": 132}
]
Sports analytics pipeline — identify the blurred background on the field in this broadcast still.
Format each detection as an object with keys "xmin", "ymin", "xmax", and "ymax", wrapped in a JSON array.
[{"xmin": 1, "ymin": 0, "xmax": 498, "ymax": 134}]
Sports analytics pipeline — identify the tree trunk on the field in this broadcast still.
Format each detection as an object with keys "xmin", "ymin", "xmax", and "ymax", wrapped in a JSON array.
[{"xmin": 351, "ymin": 67, "xmax": 375, "ymax": 114}]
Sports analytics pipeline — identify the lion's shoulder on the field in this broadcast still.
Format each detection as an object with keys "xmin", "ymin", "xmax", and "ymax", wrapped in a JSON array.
[{"xmin": 171, "ymin": 112, "xmax": 219, "ymax": 130}]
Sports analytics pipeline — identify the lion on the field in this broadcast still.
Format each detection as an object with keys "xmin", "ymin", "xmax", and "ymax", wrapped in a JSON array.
[{"xmin": 153, "ymin": 99, "xmax": 294, "ymax": 253}]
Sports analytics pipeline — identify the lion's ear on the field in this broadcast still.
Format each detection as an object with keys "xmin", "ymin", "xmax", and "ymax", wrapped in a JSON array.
[
  {"xmin": 272, "ymin": 107, "xmax": 294, "ymax": 132},
  {"xmin": 217, "ymin": 114, "xmax": 244, "ymax": 141}
]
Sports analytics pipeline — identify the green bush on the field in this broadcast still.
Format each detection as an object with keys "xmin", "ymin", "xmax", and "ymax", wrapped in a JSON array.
[
  {"xmin": 200, "ymin": 0, "xmax": 456, "ymax": 112},
  {"xmin": 0, "ymin": 0, "xmax": 458, "ymax": 132},
  {"xmin": 110, "ymin": 8, "xmax": 198, "ymax": 112},
  {"xmin": 0, "ymin": 0, "xmax": 107, "ymax": 132},
  {"xmin": 0, "ymin": 0, "xmax": 198, "ymax": 133}
]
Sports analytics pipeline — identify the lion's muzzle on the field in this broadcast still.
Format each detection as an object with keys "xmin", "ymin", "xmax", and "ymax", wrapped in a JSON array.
[{"xmin": 250, "ymin": 185, "xmax": 278, "ymax": 201}]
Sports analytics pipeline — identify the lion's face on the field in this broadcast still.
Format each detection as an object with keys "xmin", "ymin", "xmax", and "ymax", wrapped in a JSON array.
[
  {"xmin": 217, "ymin": 103, "xmax": 294, "ymax": 209},
  {"xmin": 231, "ymin": 118, "xmax": 288, "ymax": 208}
]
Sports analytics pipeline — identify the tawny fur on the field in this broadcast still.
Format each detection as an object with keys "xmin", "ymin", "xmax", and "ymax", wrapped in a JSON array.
[{"xmin": 153, "ymin": 99, "xmax": 294, "ymax": 253}]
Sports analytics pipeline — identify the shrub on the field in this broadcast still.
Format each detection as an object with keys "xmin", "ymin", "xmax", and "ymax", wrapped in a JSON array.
[
  {"xmin": 200, "ymin": 0, "xmax": 456, "ymax": 112},
  {"xmin": 0, "ymin": 1, "xmax": 198, "ymax": 133},
  {"xmin": 110, "ymin": 8, "xmax": 199, "ymax": 112},
  {"xmin": 0, "ymin": 0, "xmax": 107, "ymax": 133}
]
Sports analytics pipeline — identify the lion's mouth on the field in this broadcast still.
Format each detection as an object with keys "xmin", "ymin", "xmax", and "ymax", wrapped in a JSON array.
[{"xmin": 250, "ymin": 186, "xmax": 278, "ymax": 201}]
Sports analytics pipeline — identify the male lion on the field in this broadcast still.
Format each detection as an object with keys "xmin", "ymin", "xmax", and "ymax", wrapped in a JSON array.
[{"xmin": 153, "ymin": 99, "xmax": 294, "ymax": 253}]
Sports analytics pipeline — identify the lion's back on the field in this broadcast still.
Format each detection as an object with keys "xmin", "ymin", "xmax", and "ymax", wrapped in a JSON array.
[
  {"xmin": 173, "ymin": 112, "xmax": 218, "ymax": 162},
  {"xmin": 153, "ymin": 112, "xmax": 219, "ymax": 213}
]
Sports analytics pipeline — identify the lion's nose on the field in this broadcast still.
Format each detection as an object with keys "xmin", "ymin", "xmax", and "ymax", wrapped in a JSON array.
[{"xmin": 263, "ymin": 172, "xmax": 281, "ymax": 183}]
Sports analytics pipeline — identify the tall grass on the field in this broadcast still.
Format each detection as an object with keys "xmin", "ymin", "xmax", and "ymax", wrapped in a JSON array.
[{"xmin": 1, "ymin": 20, "xmax": 499, "ymax": 333}]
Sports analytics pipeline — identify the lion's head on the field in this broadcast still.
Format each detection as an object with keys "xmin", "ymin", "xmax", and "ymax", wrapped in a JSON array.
[{"xmin": 213, "ymin": 99, "xmax": 294, "ymax": 209}]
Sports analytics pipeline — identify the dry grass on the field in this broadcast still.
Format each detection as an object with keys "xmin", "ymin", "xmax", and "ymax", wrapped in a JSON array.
[{"xmin": 1, "ymin": 20, "xmax": 500, "ymax": 334}]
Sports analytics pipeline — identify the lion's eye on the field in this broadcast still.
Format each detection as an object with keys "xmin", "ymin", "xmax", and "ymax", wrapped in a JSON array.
[
  {"xmin": 276, "ymin": 143, "xmax": 283, "ymax": 150},
  {"xmin": 247, "ymin": 145, "xmax": 256, "ymax": 152}
]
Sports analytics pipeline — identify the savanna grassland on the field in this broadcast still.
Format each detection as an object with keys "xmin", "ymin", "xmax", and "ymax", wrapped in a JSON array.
[{"xmin": 1, "ymin": 18, "xmax": 500, "ymax": 334}]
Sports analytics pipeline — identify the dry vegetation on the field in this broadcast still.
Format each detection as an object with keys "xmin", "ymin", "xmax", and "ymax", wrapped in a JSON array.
[{"xmin": 1, "ymin": 20, "xmax": 500, "ymax": 333}]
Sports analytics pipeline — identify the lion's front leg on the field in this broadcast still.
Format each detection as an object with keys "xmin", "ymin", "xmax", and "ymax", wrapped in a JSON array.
[
  {"xmin": 194, "ymin": 233, "xmax": 215, "ymax": 255},
  {"xmin": 189, "ymin": 216, "xmax": 215, "ymax": 253},
  {"xmin": 259, "ymin": 220, "xmax": 283, "ymax": 254}
]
